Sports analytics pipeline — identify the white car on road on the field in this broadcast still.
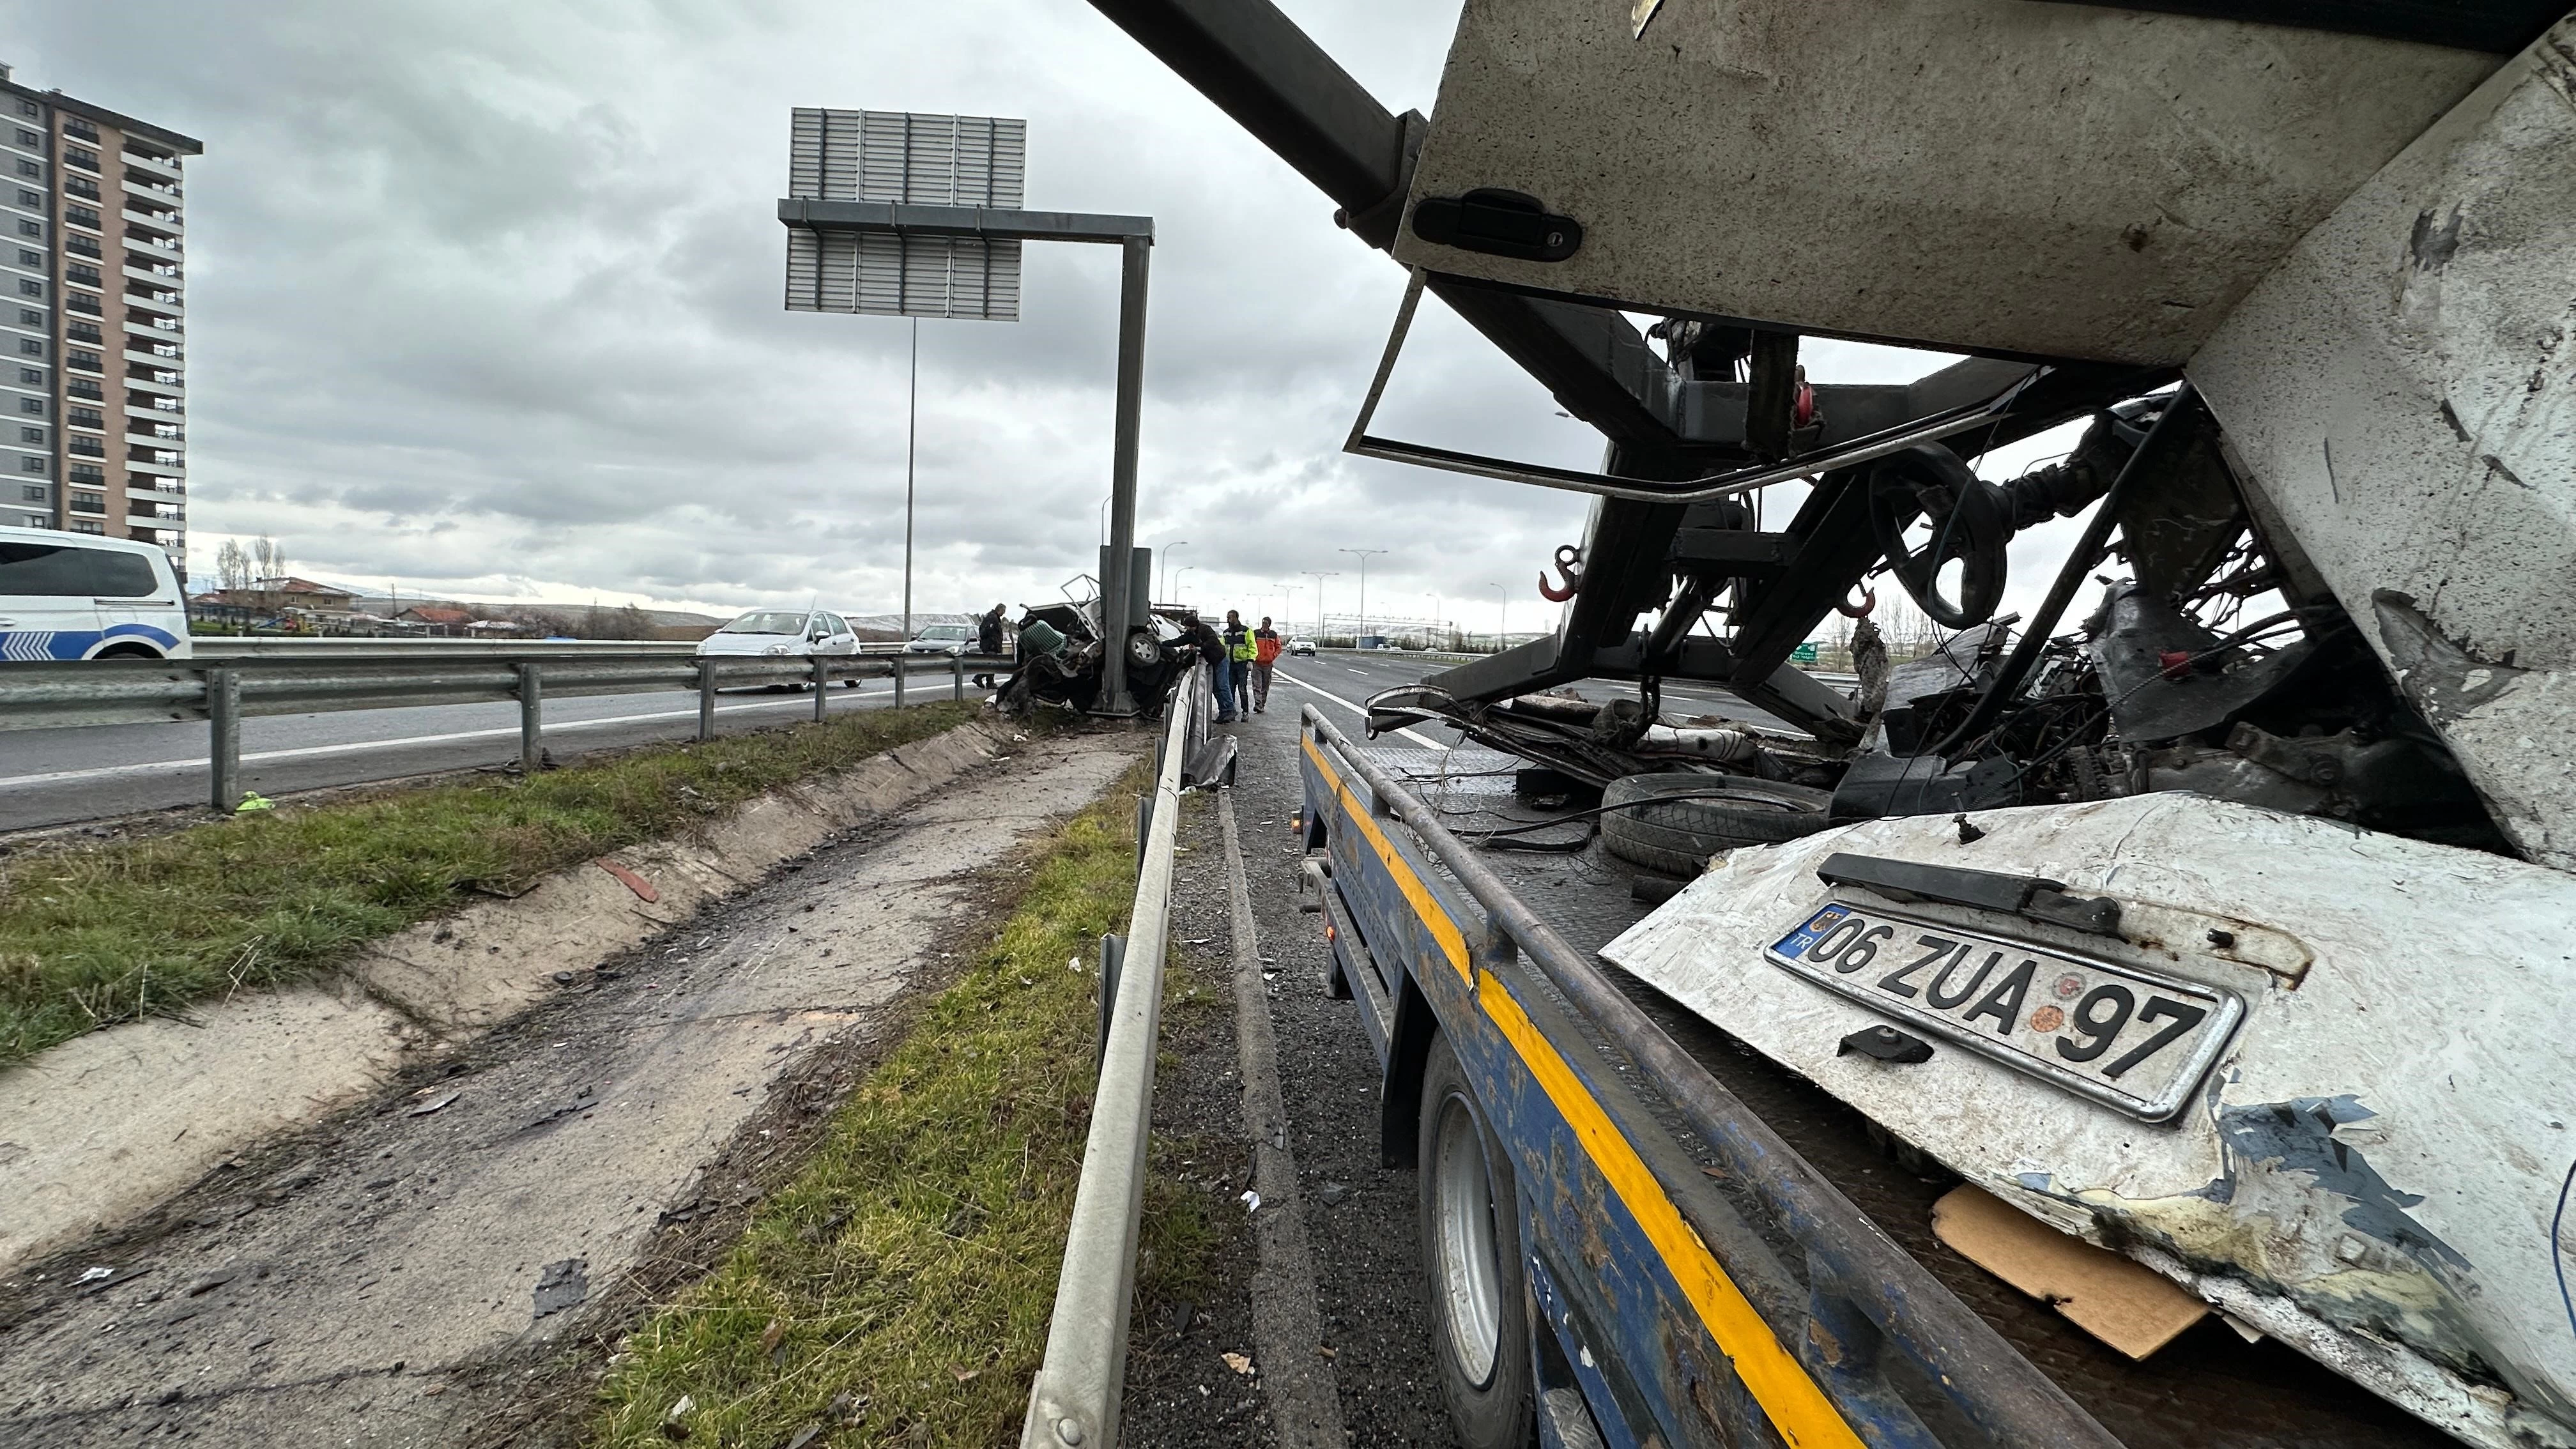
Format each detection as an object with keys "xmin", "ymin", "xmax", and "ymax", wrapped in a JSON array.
[
  {"xmin": 694, "ymin": 610, "xmax": 859, "ymax": 659},
  {"xmin": 0, "ymin": 525, "xmax": 190, "ymax": 661}
]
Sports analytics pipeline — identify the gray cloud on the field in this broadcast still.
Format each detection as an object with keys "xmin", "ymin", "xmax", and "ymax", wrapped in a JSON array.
[{"xmin": 3, "ymin": 1, "xmax": 2026, "ymax": 640}]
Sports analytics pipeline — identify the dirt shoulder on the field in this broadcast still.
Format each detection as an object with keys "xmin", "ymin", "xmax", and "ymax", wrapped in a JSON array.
[{"xmin": 0, "ymin": 727, "xmax": 1138, "ymax": 1448}]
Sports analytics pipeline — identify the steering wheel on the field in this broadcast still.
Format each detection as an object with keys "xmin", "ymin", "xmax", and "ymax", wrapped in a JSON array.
[{"xmin": 1864, "ymin": 444, "xmax": 2010, "ymax": 629}]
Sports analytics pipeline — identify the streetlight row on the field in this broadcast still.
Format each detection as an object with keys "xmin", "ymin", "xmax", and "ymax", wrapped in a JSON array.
[{"xmin": 1150, "ymin": 543, "xmax": 1529, "ymax": 643}]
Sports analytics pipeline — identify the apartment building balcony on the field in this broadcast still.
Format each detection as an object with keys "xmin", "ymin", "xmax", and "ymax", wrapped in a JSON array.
[
  {"xmin": 122, "ymin": 148, "xmax": 183, "ymax": 183},
  {"xmin": 124, "ymin": 369, "xmax": 183, "ymax": 398},
  {"xmin": 63, "ymin": 175, "xmax": 102, "ymax": 203},
  {"xmin": 125, "ymin": 286, "xmax": 183, "ymax": 320},
  {"xmin": 123, "ymin": 342, "xmax": 184, "ymax": 367},
  {"xmin": 126, "ymin": 481, "xmax": 186, "ymax": 505},
  {"xmin": 126, "ymin": 453, "xmax": 183, "ymax": 480},
  {"xmin": 62, "ymin": 147, "xmax": 101, "ymax": 175},
  {"xmin": 65, "ymin": 234, "xmax": 102, "ymax": 260},
  {"xmin": 125, "ymin": 231, "xmax": 181, "ymax": 262},
  {"xmin": 65, "ymin": 492, "xmax": 107, "ymax": 517},
  {"xmin": 122, "ymin": 316, "xmax": 184, "ymax": 341},
  {"xmin": 67, "ymin": 436, "xmax": 107, "ymax": 459},
  {"xmin": 123, "ymin": 256, "xmax": 183, "ymax": 284},
  {"xmin": 126, "ymin": 400, "xmax": 183, "ymax": 424},
  {"xmin": 121, "ymin": 205, "xmax": 182, "ymax": 238},
  {"xmin": 121, "ymin": 174, "xmax": 182, "ymax": 204},
  {"xmin": 125, "ymin": 422, "xmax": 184, "ymax": 447},
  {"xmin": 66, "ymin": 379, "xmax": 105, "ymax": 403}
]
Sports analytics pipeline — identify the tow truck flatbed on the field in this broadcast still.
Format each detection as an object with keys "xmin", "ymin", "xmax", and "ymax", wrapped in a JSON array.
[{"xmin": 1300, "ymin": 711, "xmax": 2455, "ymax": 1449}]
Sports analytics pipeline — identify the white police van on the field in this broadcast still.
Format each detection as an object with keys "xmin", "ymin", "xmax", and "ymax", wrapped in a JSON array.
[{"xmin": 0, "ymin": 523, "xmax": 192, "ymax": 661}]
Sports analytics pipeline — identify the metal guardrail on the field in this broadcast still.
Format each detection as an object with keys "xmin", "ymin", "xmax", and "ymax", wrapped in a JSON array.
[
  {"xmin": 0, "ymin": 649, "xmax": 1013, "ymax": 812},
  {"xmin": 190, "ymin": 638, "xmax": 702, "ymax": 657},
  {"xmin": 187, "ymin": 638, "xmax": 923, "ymax": 657},
  {"xmin": 1020, "ymin": 661, "xmax": 1207, "ymax": 1449}
]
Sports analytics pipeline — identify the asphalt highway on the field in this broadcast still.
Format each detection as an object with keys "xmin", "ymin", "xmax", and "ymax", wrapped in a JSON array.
[{"xmin": 0, "ymin": 648, "xmax": 1813, "ymax": 834}]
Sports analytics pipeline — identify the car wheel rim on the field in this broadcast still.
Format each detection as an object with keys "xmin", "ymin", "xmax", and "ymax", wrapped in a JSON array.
[{"xmin": 1433, "ymin": 1092, "xmax": 1503, "ymax": 1387}]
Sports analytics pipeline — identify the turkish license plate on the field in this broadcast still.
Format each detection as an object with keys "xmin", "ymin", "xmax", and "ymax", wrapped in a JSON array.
[{"xmin": 1766, "ymin": 900, "xmax": 2242, "ymax": 1122}]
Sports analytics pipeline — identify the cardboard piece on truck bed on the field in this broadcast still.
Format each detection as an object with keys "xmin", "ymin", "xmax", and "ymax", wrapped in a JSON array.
[{"xmin": 1931, "ymin": 1183, "xmax": 2206, "ymax": 1360}]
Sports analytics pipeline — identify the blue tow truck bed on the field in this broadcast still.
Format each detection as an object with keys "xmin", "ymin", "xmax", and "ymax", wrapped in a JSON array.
[{"xmin": 1295, "ymin": 706, "xmax": 2451, "ymax": 1449}]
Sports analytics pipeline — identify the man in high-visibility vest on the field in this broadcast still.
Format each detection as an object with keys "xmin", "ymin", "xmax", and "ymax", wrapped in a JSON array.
[
  {"xmin": 1249, "ymin": 616, "xmax": 1282, "ymax": 714},
  {"xmin": 1222, "ymin": 610, "xmax": 1257, "ymax": 720}
]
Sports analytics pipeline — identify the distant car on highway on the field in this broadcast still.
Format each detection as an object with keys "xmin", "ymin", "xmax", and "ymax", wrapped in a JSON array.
[
  {"xmin": 1289, "ymin": 637, "xmax": 1315, "ymax": 656},
  {"xmin": 694, "ymin": 609, "xmax": 859, "ymax": 659},
  {"xmin": 0, "ymin": 525, "xmax": 190, "ymax": 660},
  {"xmin": 905, "ymin": 622, "xmax": 976, "ymax": 656}
]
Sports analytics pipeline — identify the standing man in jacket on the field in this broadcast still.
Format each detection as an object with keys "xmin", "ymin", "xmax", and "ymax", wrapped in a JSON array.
[
  {"xmin": 1222, "ymin": 610, "xmax": 1256, "ymax": 720},
  {"xmin": 1249, "ymin": 616, "xmax": 1282, "ymax": 714}
]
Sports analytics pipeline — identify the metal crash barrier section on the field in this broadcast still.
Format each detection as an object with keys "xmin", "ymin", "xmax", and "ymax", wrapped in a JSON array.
[
  {"xmin": 1020, "ymin": 661, "xmax": 1206, "ymax": 1449},
  {"xmin": 0, "ymin": 648, "xmax": 1014, "ymax": 812}
]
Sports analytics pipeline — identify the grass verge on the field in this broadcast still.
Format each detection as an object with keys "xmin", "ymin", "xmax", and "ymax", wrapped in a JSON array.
[
  {"xmin": 583, "ymin": 763, "xmax": 1216, "ymax": 1449},
  {"xmin": 0, "ymin": 702, "xmax": 976, "ymax": 1065}
]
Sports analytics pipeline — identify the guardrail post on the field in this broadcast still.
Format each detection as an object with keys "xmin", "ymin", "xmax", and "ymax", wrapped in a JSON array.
[
  {"xmin": 894, "ymin": 654, "xmax": 907, "ymax": 708},
  {"xmin": 207, "ymin": 667, "xmax": 240, "ymax": 813},
  {"xmin": 1095, "ymin": 932, "xmax": 1126, "ymax": 1078},
  {"xmin": 813, "ymin": 656, "xmax": 830, "ymax": 722},
  {"xmin": 516, "ymin": 663, "xmax": 543, "ymax": 773},
  {"xmin": 697, "ymin": 659, "xmax": 717, "ymax": 742},
  {"xmin": 953, "ymin": 651, "xmax": 965, "ymax": 702},
  {"xmin": 1136, "ymin": 791, "xmax": 1152, "ymax": 877}
]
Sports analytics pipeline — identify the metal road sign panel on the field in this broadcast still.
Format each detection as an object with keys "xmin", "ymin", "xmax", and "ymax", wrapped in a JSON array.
[{"xmin": 785, "ymin": 109, "xmax": 1027, "ymax": 321}]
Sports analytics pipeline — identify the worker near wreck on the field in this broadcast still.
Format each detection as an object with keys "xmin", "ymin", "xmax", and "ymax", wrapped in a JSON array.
[
  {"xmin": 1223, "ymin": 610, "xmax": 1257, "ymax": 719},
  {"xmin": 1249, "ymin": 616, "xmax": 1281, "ymax": 714}
]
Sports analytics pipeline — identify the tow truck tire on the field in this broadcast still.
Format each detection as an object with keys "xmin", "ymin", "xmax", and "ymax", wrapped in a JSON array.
[
  {"xmin": 1598, "ymin": 772, "xmax": 1833, "ymax": 876},
  {"xmin": 1418, "ymin": 1034, "xmax": 1537, "ymax": 1449}
]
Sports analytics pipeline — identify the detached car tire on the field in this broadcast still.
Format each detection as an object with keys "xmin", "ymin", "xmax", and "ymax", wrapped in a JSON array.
[
  {"xmin": 1418, "ymin": 1034, "xmax": 1536, "ymax": 1449},
  {"xmin": 1598, "ymin": 772, "xmax": 1834, "ymax": 877}
]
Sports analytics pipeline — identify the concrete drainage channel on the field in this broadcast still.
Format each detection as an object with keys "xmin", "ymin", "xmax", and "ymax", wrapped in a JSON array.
[{"xmin": 0, "ymin": 717, "xmax": 1144, "ymax": 1446}]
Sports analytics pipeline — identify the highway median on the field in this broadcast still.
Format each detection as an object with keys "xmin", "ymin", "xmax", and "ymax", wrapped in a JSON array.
[
  {"xmin": 582, "ymin": 761, "xmax": 1216, "ymax": 1449},
  {"xmin": 0, "ymin": 701, "xmax": 977, "ymax": 1066}
]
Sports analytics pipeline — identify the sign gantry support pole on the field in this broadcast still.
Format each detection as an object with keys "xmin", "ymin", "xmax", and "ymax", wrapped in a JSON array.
[{"xmin": 779, "ymin": 198, "xmax": 1156, "ymax": 715}]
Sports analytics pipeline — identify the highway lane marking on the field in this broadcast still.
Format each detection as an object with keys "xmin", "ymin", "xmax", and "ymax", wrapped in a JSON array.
[
  {"xmin": 1271, "ymin": 670, "xmax": 1449, "ymax": 752},
  {"xmin": 0, "ymin": 694, "xmax": 875, "ymax": 791}
]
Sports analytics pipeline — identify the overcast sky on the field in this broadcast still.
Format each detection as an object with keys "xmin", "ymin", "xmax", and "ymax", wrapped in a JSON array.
[{"xmin": 8, "ymin": 1, "xmax": 2090, "ymax": 634}]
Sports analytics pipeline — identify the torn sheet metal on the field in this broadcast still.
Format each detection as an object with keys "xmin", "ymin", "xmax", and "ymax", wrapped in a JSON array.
[
  {"xmin": 1397, "ymin": 0, "xmax": 2499, "ymax": 362},
  {"xmin": 2190, "ymin": 15, "xmax": 2576, "ymax": 872},
  {"xmin": 1602, "ymin": 794, "xmax": 2576, "ymax": 1448}
]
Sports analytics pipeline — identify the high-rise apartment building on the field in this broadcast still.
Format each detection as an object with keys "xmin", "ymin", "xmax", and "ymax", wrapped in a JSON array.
[{"xmin": 0, "ymin": 63, "xmax": 200, "ymax": 573}]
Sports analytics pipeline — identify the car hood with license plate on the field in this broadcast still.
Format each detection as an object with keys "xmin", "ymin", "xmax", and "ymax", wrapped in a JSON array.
[{"xmin": 1602, "ymin": 793, "xmax": 2576, "ymax": 1449}]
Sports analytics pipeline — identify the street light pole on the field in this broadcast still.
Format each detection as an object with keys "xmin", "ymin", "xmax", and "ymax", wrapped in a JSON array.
[
  {"xmin": 1301, "ymin": 570, "xmax": 1337, "ymax": 639},
  {"xmin": 903, "ymin": 316, "xmax": 917, "ymax": 649},
  {"xmin": 1487, "ymin": 582, "xmax": 1506, "ymax": 650},
  {"xmin": 1158, "ymin": 540, "xmax": 1188, "ymax": 605},
  {"xmin": 1338, "ymin": 548, "xmax": 1386, "ymax": 644}
]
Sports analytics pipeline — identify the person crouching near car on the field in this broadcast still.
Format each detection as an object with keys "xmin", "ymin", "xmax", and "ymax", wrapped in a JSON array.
[
  {"xmin": 1250, "ymin": 616, "xmax": 1281, "ymax": 714},
  {"xmin": 1184, "ymin": 610, "xmax": 1234, "ymax": 723}
]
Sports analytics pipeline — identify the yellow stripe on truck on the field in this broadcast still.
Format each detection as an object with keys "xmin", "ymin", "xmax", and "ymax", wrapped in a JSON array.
[
  {"xmin": 1479, "ymin": 971, "xmax": 1865, "ymax": 1449},
  {"xmin": 1303, "ymin": 728, "xmax": 1862, "ymax": 1449},
  {"xmin": 1305, "ymin": 734, "xmax": 1469, "ymax": 981}
]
